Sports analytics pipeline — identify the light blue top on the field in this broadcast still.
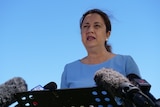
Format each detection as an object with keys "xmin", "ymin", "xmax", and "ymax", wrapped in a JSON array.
[{"xmin": 60, "ymin": 54, "xmax": 141, "ymax": 89}]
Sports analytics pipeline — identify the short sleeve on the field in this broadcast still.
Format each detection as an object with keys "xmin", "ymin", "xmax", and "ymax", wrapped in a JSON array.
[
  {"xmin": 125, "ymin": 56, "xmax": 141, "ymax": 78},
  {"xmin": 60, "ymin": 64, "xmax": 68, "ymax": 89}
]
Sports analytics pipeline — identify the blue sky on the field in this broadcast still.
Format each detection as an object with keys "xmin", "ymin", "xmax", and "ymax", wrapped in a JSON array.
[{"xmin": 0, "ymin": 0, "xmax": 160, "ymax": 106}]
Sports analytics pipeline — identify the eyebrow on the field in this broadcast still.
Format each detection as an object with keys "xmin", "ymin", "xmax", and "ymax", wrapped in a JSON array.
[
  {"xmin": 83, "ymin": 22, "xmax": 102, "ymax": 25},
  {"xmin": 94, "ymin": 22, "xmax": 101, "ymax": 24}
]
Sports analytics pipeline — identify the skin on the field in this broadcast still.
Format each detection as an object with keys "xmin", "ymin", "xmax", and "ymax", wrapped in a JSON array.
[{"xmin": 80, "ymin": 13, "xmax": 115, "ymax": 64}]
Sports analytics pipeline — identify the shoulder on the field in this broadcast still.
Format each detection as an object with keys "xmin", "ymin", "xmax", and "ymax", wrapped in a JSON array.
[
  {"xmin": 113, "ymin": 54, "xmax": 134, "ymax": 62},
  {"xmin": 113, "ymin": 54, "xmax": 138, "ymax": 68},
  {"xmin": 115, "ymin": 54, "xmax": 132, "ymax": 58},
  {"xmin": 62, "ymin": 60, "xmax": 79, "ymax": 75},
  {"xmin": 63, "ymin": 59, "xmax": 82, "ymax": 71},
  {"xmin": 116, "ymin": 54, "xmax": 141, "ymax": 76},
  {"xmin": 65, "ymin": 60, "xmax": 81, "ymax": 67}
]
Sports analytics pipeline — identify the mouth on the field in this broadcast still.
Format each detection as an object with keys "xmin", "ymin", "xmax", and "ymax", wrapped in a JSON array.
[{"xmin": 87, "ymin": 36, "xmax": 96, "ymax": 41}]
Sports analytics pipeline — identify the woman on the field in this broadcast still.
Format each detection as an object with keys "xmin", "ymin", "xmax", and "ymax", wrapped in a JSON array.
[{"xmin": 60, "ymin": 9, "xmax": 141, "ymax": 89}]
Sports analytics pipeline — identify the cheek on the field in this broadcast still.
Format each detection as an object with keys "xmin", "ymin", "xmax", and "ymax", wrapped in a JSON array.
[
  {"xmin": 81, "ymin": 35, "xmax": 88, "ymax": 46},
  {"xmin": 101, "ymin": 31, "xmax": 108, "ymax": 39},
  {"xmin": 98, "ymin": 32, "xmax": 107, "ymax": 42},
  {"xmin": 81, "ymin": 31, "xmax": 86, "ymax": 39},
  {"xmin": 81, "ymin": 35, "xmax": 86, "ymax": 44},
  {"xmin": 80, "ymin": 32, "xmax": 85, "ymax": 42}
]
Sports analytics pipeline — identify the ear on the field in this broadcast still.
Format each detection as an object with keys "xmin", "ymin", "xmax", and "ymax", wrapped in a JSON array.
[{"xmin": 106, "ymin": 31, "xmax": 111, "ymax": 39}]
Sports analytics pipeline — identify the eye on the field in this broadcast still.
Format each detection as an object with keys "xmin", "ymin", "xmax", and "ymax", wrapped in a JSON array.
[
  {"xmin": 83, "ymin": 25, "xmax": 89, "ymax": 28},
  {"xmin": 94, "ymin": 24, "xmax": 100, "ymax": 28}
]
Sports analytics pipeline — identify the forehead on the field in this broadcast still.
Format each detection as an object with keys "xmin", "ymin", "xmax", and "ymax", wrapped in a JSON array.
[{"xmin": 82, "ymin": 13, "xmax": 104, "ymax": 24}]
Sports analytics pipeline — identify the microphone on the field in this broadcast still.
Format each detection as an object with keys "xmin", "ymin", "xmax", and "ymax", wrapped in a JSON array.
[
  {"xmin": 127, "ymin": 74, "xmax": 151, "ymax": 92},
  {"xmin": 15, "ymin": 82, "xmax": 57, "ymax": 107},
  {"xmin": 94, "ymin": 68, "xmax": 155, "ymax": 107},
  {"xmin": 31, "ymin": 81, "xmax": 57, "ymax": 91},
  {"xmin": 43, "ymin": 81, "xmax": 57, "ymax": 91},
  {"xmin": 0, "ymin": 77, "xmax": 27, "ymax": 107},
  {"xmin": 127, "ymin": 74, "xmax": 157, "ymax": 102}
]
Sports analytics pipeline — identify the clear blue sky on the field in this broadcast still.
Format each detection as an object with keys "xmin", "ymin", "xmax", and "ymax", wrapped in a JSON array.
[{"xmin": 0, "ymin": 0, "xmax": 160, "ymax": 106}]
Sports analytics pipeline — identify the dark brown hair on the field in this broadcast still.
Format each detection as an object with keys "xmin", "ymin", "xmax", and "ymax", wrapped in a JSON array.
[{"xmin": 80, "ymin": 9, "xmax": 112, "ymax": 52}]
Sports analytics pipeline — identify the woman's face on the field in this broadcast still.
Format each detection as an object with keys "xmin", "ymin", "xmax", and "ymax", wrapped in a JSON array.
[{"xmin": 81, "ymin": 13, "xmax": 110, "ymax": 50}]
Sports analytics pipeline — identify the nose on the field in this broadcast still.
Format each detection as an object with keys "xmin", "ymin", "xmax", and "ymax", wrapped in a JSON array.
[{"xmin": 87, "ymin": 26, "xmax": 94, "ymax": 34}]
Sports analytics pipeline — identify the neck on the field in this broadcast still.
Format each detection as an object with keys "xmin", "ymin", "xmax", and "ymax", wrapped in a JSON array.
[{"xmin": 82, "ymin": 50, "xmax": 115, "ymax": 64}]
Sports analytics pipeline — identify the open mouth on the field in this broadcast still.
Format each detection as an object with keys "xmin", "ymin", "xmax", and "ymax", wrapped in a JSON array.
[{"xmin": 87, "ymin": 36, "xmax": 96, "ymax": 41}]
